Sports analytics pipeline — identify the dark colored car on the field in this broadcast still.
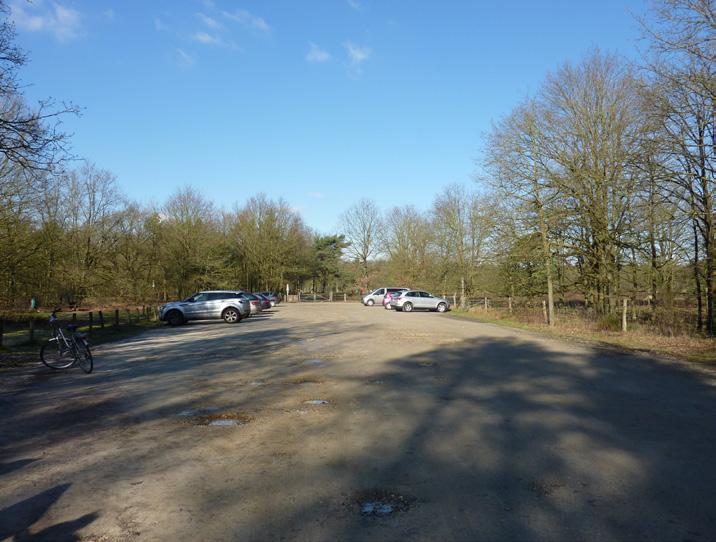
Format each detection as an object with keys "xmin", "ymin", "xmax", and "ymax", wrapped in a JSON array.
[
  {"xmin": 253, "ymin": 293, "xmax": 272, "ymax": 310},
  {"xmin": 259, "ymin": 291, "xmax": 280, "ymax": 306}
]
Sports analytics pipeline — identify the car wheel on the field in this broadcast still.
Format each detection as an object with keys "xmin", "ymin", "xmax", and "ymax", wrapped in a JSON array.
[
  {"xmin": 222, "ymin": 308, "xmax": 241, "ymax": 324},
  {"xmin": 384, "ymin": 304, "xmax": 392, "ymax": 310},
  {"xmin": 167, "ymin": 310, "xmax": 184, "ymax": 326},
  {"xmin": 366, "ymin": 299, "xmax": 375, "ymax": 306},
  {"xmin": 403, "ymin": 302, "xmax": 413, "ymax": 312},
  {"xmin": 436, "ymin": 302, "xmax": 447, "ymax": 313}
]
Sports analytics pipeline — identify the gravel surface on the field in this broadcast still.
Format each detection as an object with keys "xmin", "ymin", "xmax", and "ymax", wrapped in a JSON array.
[{"xmin": 1, "ymin": 303, "xmax": 715, "ymax": 541}]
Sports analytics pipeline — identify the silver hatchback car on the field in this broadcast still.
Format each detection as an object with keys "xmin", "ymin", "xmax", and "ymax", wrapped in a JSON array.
[
  {"xmin": 159, "ymin": 291, "xmax": 251, "ymax": 326},
  {"xmin": 390, "ymin": 290, "xmax": 450, "ymax": 313}
]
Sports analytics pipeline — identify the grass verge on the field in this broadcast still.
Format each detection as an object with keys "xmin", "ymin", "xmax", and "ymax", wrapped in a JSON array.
[
  {"xmin": 0, "ymin": 319, "xmax": 163, "ymax": 369},
  {"xmin": 450, "ymin": 309, "xmax": 716, "ymax": 365}
]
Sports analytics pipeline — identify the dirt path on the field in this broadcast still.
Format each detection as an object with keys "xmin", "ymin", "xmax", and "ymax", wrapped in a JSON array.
[{"xmin": 1, "ymin": 304, "xmax": 715, "ymax": 541}]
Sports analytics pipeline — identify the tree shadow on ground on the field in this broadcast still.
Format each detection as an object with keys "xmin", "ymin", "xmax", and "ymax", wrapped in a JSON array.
[
  {"xmin": 212, "ymin": 336, "xmax": 716, "ymax": 541},
  {"xmin": 0, "ymin": 483, "xmax": 98, "ymax": 541},
  {"xmin": 2, "ymin": 315, "xmax": 715, "ymax": 541}
]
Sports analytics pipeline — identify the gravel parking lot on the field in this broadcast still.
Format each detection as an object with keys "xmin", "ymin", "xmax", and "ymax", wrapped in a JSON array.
[{"xmin": 1, "ymin": 303, "xmax": 716, "ymax": 541}]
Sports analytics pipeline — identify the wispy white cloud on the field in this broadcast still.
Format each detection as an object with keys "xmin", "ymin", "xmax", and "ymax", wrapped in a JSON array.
[
  {"xmin": 347, "ymin": 0, "xmax": 363, "ymax": 10},
  {"xmin": 196, "ymin": 12, "xmax": 223, "ymax": 30},
  {"xmin": 176, "ymin": 48, "xmax": 196, "ymax": 68},
  {"xmin": 343, "ymin": 41, "xmax": 372, "ymax": 76},
  {"xmin": 344, "ymin": 41, "xmax": 371, "ymax": 67},
  {"xmin": 193, "ymin": 31, "xmax": 222, "ymax": 45},
  {"xmin": 222, "ymin": 9, "xmax": 270, "ymax": 33},
  {"xmin": 202, "ymin": 0, "xmax": 216, "ymax": 8},
  {"xmin": 306, "ymin": 43, "xmax": 331, "ymax": 63},
  {"xmin": 10, "ymin": 1, "xmax": 82, "ymax": 41}
]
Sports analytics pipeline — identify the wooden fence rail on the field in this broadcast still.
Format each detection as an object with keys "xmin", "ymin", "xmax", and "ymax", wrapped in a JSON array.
[{"xmin": 0, "ymin": 306, "xmax": 159, "ymax": 348}]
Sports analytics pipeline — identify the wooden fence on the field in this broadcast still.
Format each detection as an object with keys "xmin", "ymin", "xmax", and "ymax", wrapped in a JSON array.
[{"xmin": 0, "ymin": 306, "xmax": 158, "ymax": 347}]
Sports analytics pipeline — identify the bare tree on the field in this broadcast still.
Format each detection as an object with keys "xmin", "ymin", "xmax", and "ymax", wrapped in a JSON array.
[
  {"xmin": 340, "ymin": 198, "xmax": 381, "ymax": 289},
  {"xmin": 640, "ymin": 0, "xmax": 716, "ymax": 333},
  {"xmin": 0, "ymin": 2, "xmax": 78, "ymax": 172}
]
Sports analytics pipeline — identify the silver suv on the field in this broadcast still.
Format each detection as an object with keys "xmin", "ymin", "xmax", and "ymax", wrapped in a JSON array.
[
  {"xmin": 362, "ymin": 287, "xmax": 409, "ymax": 306},
  {"xmin": 159, "ymin": 291, "xmax": 251, "ymax": 326},
  {"xmin": 390, "ymin": 290, "xmax": 450, "ymax": 312}
]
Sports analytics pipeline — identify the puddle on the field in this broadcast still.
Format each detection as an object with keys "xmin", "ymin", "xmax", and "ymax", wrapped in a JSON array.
[
  {"xmin": 361, "ymin": 502, "xmax": 394, "ymax": 515},
  {"xmin": 354, "ymin": 490, "xmax": 415, "ymax": 517},
  {"xmin": 304, "ymin": 399, "xmax": 329, "ymax": 405},
  {"xmin": 209, "ymin": 419, "xmax": 243, "ymax": 427},
  {"xmin": 304, "ymin": 359, "xmax": 326, "ymax": 366},
  {"xmin": 368, "ymin": 379, "xmax": 384, "ymax": 385},
  {"xmin": 249, "ymin": 381, "xmax": 265, "ymax": 387},
  {"xmin": 417, "ymin": 362, "xmax": 434, "ymax": 367},
  {"xmin": 193, "ymin": 411, "xmax": 253, "ymax": 426},
  {"xmin": 177, "ymin": 407, "xmax": 220, "ymax": 417}
]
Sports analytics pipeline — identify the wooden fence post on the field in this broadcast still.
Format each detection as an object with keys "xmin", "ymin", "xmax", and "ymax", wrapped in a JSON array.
[
  {"xmin": 329, "ymin": 291, "xmax": 333, "ymax": 302},
  {"xmin": 508, "ymin": 296, "xmax": 513, "ymax": 314},
  {"xmin": 0, "ymin": 318, "xmax": 3, "ymax": 347},
  {"xmin": 484, "ymin": 297, "xmax": 488, "ymax": 310},
  {"xmin": 89, "ymin": 311, "xmax": 94, "ymax": 331},
  {"xmin": 99, "ymin": 310, "xmax": 105, "ymax": 329},
  {"xmin": 114, "ymin": 309, "xmax": 119, "ymax": 326},
  {"xmin": 453, "ymin": 293, "xmax": 457, "ymax": 307},
  {"xmin": 72, "ymin": 312, "xmax": 77, "ymax": 323},
  {"xmin": 344, "ymin": 293, "xmax": 347, "ymax": 302},
  {"xmin": 126, "ymin": 308, "xmax": 131, "ymax": 324},
  {"xmin": 313, "ymin": 293, "xmax": 317, "ymax": 302},
  {"xmin": 622, "ymin": 298, "xmax": 628, "ymax": 332},
  {"xmin": 542, "ymin": 300, "xmax": 548, "ymax": 324},
  {"xmin": 136, "ymin": 308, "xmax": 140, "ymax": 320},
  {"xmin": 28, "ymin": 317, "xmax": 35, "ymax": 343}
]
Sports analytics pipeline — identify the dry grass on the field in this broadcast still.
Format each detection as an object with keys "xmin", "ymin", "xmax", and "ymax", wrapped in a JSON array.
[{"xmin": 453, "ymin": 307, "xmax": 716, "ymax": 365}]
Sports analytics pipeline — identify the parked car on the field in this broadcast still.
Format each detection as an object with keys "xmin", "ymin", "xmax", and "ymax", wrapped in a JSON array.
[
  {"xmin": 259, "ymin": 291, "xmax": 280, "ymax": 306},
  {"xmin": 159, "ymin": 291, "xmax": 251, "ymax": 326},
  {"xmin": 362, "ymin": 287, "xmax": 409, "ymax": 306},
  {"xmin": 253, "ymin": 293, "xmax": 272, "ymax": 310},
  {"xmin": 383, "ymin": 289, "xmax": 409, "ymax": 310},
  {"xmin": 240, "ymin": 293, "xmax": 264, "ymax": 315},
  {"xmin": 390, "ymin": 290, "xmax": 450, "ymax": 313}
]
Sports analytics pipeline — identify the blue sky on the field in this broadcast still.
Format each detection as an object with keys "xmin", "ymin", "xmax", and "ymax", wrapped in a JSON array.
[{"xmin": 10, "ymin": 0, "xmax": 648, "ymax": 233}]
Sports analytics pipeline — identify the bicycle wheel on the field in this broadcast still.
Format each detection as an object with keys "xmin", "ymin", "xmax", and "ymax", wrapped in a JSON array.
[
  {"xmin": 40, "ymin": 339, "xmax": 76, "ymax": 369},
  {"xmin": 75, "ymin": 339, "xmax": 93, "ymax": 374}
]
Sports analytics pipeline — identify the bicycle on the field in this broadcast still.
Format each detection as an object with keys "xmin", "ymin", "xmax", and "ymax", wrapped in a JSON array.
[{"xmin": 40, "ymin": 308, "xmax": 93, "ymax": 373}]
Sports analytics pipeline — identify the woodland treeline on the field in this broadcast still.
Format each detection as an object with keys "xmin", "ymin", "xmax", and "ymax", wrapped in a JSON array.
[{"xmin": 0, "ymin": 1, "xmax": 714, "ymax": 336}]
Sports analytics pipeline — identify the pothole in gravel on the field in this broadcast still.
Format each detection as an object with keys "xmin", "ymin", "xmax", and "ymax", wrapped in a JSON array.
[
  {"xmin": 354, "ymin": 490, "xmax": 415, "ymax": 517},
  {"xmin": 287, "ymin": 377, "xmax": 323, "ymax": 385},
  {"xmin": 304, "ymin": 399, "xmax": 329, "ymax": 405},
  {"xmin": 194, "ymin": 411, "xmax": 253, "ymax": 426},
  {"xmin": 177, "ymin": 406, "xmax": 220, "ymax": 417}
]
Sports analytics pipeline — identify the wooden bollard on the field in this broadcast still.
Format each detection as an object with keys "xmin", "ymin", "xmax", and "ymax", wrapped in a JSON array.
[
  {"xmin": 72, "ymin": 312, "xmax": 77, "ymax": 323},
  {"xmin": 99, "ymin": 310, "xmax": 105, "ymax": 329},
  {"xmin": 0, "ymin": 318, "xmax": 4, "ymax": 347},
  {"xmin": 29, "ymin": 317, "xmax": 35, "ymax": 343},
  {"xmin": 114, "ymin": 309, "xmax": 119, "ymax": 326},
  {"xmin": 126, "ymin": 308, "xmax": 131, "ymax": 324},
  {"xmin": 89, "ymin": 311, "xmax": 94, "ymax": 331}
]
